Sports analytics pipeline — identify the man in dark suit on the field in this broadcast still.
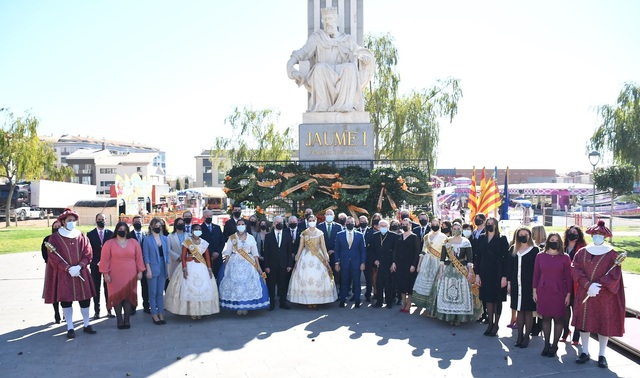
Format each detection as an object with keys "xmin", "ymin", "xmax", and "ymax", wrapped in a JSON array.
[
  {"xmin": 371, "ymin": 220, "xmax": 398, "ymax": 308},
  {"xmin": 412, "ymin": 212, "xmax": 431, "ymax": 250},
  {"xmin": 263, "ymin": 216, "xmax": 294, "ymax": 310},
  {"xmin": 182, "ymin": 211, "xmax": 193, "ymax": 234},
  {"xmin": 470, "ymin": 212, "xmax": 487, "ymax": 323},
  {"xmin": 200, "ymin": 209, "xmax": 224, "ymax": 279},
  {"xmin": 334, "ymin": 216, "xmax": 366, "ymax": 308},
  {"xmin": 287, "ymin": 215, "xmax": 301, "ymax": 258},
  {"xmin": 297, "ymin": 208, "xmax": 314, "ymax": 233},
  {"xmin": 400, "ymin": 209, "xmax": 419, "ymax": 231},
  {"xmin": 317, "ymin": 209, "xmax": 342, "ymax": 297},
  {"xmin": 223, "ymin": 203, "xmax": 251, "ymax": 241},
  {"xmin": 87, "ymin": 213, "xmax": 114, "ymax": 319},
  {"xmin": 129, "ymin": 215, "xmax": 149, "ymax": 314},
  {"xmin": 357, "ymin": 215, "xmax": 376, "ymax": 302}
]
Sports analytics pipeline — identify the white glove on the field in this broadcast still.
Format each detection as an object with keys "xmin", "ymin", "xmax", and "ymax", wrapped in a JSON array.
[
  {"xmin": 587, "ymin": 282, "xmax": 602, "ymax": 297},
  {"xmin": 68, "ymin": 265, "xmax": 81, "ymax": 277}
]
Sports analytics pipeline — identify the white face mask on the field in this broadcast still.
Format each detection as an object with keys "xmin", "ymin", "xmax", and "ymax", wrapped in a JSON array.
[
  {"xmin": 65, "ymin": 221, "xmax": 76, "ymax": 231},
  {"xmin": 325, "ymin": 215, "xmax": 334, "ymax": 223},
  {"xmin": 308, "ymin": 221, "xmax": 317, "ymax": 228},
  {"xmin": 380, "ymin": 227, "xmax": 388, "ymax": 235},
  {"xmin": 592, "ymin": 235, "xmax": 605, "ymax": 245},
  {"xmin": 462, "ymin": 230, "xmax": 472, "ymax": 238},
  {"xmin": 237, "ymin": 225, "xmax": 246, "ymax": 233},
  {"xmin": 193, "ymin": 230, "xmax": 202, "ymax": 237}
]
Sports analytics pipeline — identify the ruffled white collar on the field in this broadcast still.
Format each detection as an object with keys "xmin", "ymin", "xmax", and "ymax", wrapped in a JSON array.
[
  {"xmin": 585, "ymin": 243, "xmax": 613, "ymax": 256},
  {"xmin": 58, "ymin": 227, "xmax": 81, "ymax": 239}
]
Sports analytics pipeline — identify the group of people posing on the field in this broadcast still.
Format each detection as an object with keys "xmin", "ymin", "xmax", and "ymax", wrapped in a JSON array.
[{"xmin": 41, "ymin": 206, "xmax": 625, "ymax": 369}]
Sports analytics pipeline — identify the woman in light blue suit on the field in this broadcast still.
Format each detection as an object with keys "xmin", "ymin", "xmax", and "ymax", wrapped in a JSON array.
[{"xmin": 143, "ymin": 217, "xmax": 170, "ymax": 324}]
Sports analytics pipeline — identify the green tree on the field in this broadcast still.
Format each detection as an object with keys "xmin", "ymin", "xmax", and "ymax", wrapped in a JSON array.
[
  {"xmin": 0, "ymin": 110, "xmax": 71, "ymax": 227},
  {"xmin": 593, "ymin": 164, "xmax": 635, "ymax": 239},
  {"xmin": 184, "ymin": 176, "xmax": 190, "ymax": 189},
  {"xmin": 590, "ymin": 82, "xmax": 640, "ymax": 180},
  {"xmin": 175, "ymin": 178, "xmax": 182, "ymax": 191},
  {"xmin": 364, "ymin": 34, "xmax": 463, "ymax": 171},
  {"xmin": 211, "ymin": 106, "xmax": 296, "ymax": 170}
]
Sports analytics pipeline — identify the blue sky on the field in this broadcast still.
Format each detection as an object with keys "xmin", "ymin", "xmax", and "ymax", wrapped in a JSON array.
[{"xmin": 1, "ymin": 0, "xmax": 639, "ymax": 177}]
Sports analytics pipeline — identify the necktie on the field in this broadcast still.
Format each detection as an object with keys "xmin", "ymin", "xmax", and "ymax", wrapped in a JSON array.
[
  {"xmin": 328, "ymin": 223, "xmax": 332, "ymax": 235},
  {"xmin": 277, "ymin": 232, "xmax": 280, "ymax": 247},
  {"xmin": 291, "ymin": 230, "xmax": 294, "ymax": 240},
  {"xmin": 186, "ymin": 225, "xmax": 190, "ymax": 233},
  {"xmin": 348, "ymin": 232, "xmax": 353, "ymax": 248},
  {"xmin": 136, "ymin": 232, "xmax": 141, "ymax": 242},
  {"xmin": 99, "ymin": 230, "xmax": 103, "ymax": 243}
]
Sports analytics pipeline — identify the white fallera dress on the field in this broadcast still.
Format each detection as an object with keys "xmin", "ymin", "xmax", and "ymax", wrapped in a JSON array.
[{"xmin": 287, "ymin": 229, "xmax": 337, "ymax": 304}]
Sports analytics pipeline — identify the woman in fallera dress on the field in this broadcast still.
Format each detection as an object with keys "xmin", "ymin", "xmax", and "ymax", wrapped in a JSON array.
[
  {"xmin": 413, "ymin": 218, "xmax": 447, "ymax": 317},
  {"xmin": 218, "ymin": 219, "xmax": 270, "ymax": 315},
  {"xmin": 287, "ymin": 215, "xmax": 337, "ymax": 308}
]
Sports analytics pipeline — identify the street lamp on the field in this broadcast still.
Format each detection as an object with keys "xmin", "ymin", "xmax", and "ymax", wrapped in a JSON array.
[{"xmin": 588, "ymin": 150, "xmax": 601, "ymax": 224}]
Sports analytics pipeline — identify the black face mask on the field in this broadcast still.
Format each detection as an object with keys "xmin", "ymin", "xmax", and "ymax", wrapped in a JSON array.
[
  {"xmin": 518, "ymin": 235, "xmax": 529, "ymax": 244},
  {"xmin": 205, "ymin": 217, "xmax": 212, "ymax": 224},
  {"xmin": 402, "ymin": 225, "xmax": 410, "ymax": 232},
  {"xmin": 175, "ymin": 223, "xmax": 185, "ymax": 231},
  {"xmin": 289, "ymin": 223, "xmax": 297, "ymax": 229},
  {"xmin": 338, "ymin": 219, "xmax": 346, "ymax": 226},
  {"xmin": 547, "ymin": 241, "xmax": 559, "ymax": 250},
  {"xmin": 486, "ymin": 225, "xmax": 495, "ymax": 232},
  {"xmin": 133, "ymin": 223, "xmax": 142, "ymax": 231},
  {"xmin": 345, "ymin": 223, "xmax": 355, "ymax": 231},
  {"xmin": 474, "ymin": 219, "xmax": 484, "ymax": 226},
  {"xmin": 359, "ymin": 222, "xmax": 368, "ymax": 229},
  {"xmin": 260, "ymin": 224, "xmax": 267, "ymax": 230},
  {"xmin": 390, "ymin": 225, "xmax": 399, "ymax": 231},
  {"xmin": 419, "ymin": 219, "xmax": 428, "ymax": 226},
  {"xmin": 232, "ymin": 211, "xmax": 241, "ymax": 218},
  {"xmin": 567, "ymin": 233, "xmax": 578, "ymax": 241},
  {"xmin": 153, "ymin": 227, "xmax": 162, "ymax": 234},
  {"xmin": 431, "ymin": 225, "xmax": 440, "ymax": 232},
  {"xmin": 372, "ymin": 219, "xmax": 380, "ymax": 226},
  {"xmin": 184, "ymin": 218, "xmax": 192, "ymax": 224},
  {"xmin": 441, "ymin": 228, "xmax": 451, "ymax": 234},
  {"xmin": 116, "ymin": 230, "xmax": 127, "ymax": 238},
  {"xmin": 275, "ymin": 223, "xmax": 283, "ymax": 230},
  {"xmin": 96, "ymin": 221, "xmax": 105, "ymax": 228}
]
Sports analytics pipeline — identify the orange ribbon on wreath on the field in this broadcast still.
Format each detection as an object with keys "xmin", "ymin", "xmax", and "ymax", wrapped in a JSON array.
[
  {"xmin": 347, "ymin": 204, "xmax": 370, "ymax": 219},
  {"xmin": 256, "ymin": 179, "xmax": 282, "ymax": 188},
  {"xmin": 280, "ymin": 179, "xmax": 317, "ymax": 198},
  {"xmin": 377, "ymin": 183, "xmax": 398, "ymax": 212}
]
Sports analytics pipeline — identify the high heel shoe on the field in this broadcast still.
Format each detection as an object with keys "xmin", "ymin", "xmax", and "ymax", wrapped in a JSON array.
[
  {"xmin": 541, "ymin": 344, "xmax": 551, "ymax": 356},
  {"xmin": 514, "ymin": 333, "xmax": 523, "ymax": 347},
  {"xmin": 484, "ymin": 323, "xmax": 493, "ymax": 336},
  {"xmin": 519, "ymin": 336, "xmax": 530, "ymax": 348},
  {"xmin": 54, "ymin": 313, "xmax": 61, "ymax": 324},
  {"xmin": 546, "ymin": 345, "xmax": 558, "ymax": 357},
  {"xmin": 488, "ymin": 324, "xmax": 499, "ymax": 337}
]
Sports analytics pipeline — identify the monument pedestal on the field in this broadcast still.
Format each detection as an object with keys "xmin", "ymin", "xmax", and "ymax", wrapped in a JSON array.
[{"xmin": 298, "ymin": 112, "xmax": 374, "ymax": 169}]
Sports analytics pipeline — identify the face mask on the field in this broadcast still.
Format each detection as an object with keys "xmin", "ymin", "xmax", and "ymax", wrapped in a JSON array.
[
  {"xmin": 419, "ymin": 219, "xmax": 428, "ymax": 226},
  {"xmin": 116, "ymin": 230, "xmax": 127, "ymax": 238},
  {"xmin": 237, "ymin": 225, "xmax": 246, "ymax": 233},
  {"xmin": 485, "ymin": 225, "xmax": 495, "ymax": 232},
  {"xmin": 462, "ymin": 230, "xmax": 472, "ymax": 238},
  {"xmin": 308, "ymin": 221, "xmax": 317, "ymax": 228},
  {"xmin": 65, "ymin": 221, "xmax": 76, "ymax": 231},
  {"xmin": 232, "ymin": 211, "xmax": 241, "ymax": 218},
  {"xmin": 372, "ymin": 219, "xmax": 380, "ymax": 227},
  {"xmin": 547, "ymin": 241, "xmax": 558, "ymax": 250},
  {"xmin": 390, "ymin": 225, "xmax": 399, "ymax": 231},
  {"xmin": 567, "ymin": 233, "xmax": 578, "ymax": 241},
  {"xmin": 133, "ymin": 223, "xmax": 142, "ymax": 231},
  {"xmin": 338, "ymin": 219, "xmax": 346, "ymax": 226},
  {"xmin": 592, "ymin": 235, "xmax": 605, "ymax": 245},
  {"xmin": 275, "ymin": 223, "xmax": 283, "ymax": 230},
  {"xmin": 431, "ymin": 225, "xmax": 440, "ymax": 232},
  {"xmin": 184, "ymin": 218, "xmax": 192, "ymax": 225},
  {"xmin": 96, "ymin": 221, "xmax": 105, "ymax": 228},
  {"xmin": 289, "ymin": 223, "xmax": 297, "ymax": 229},
  {"xmin": 153, "ymin": 227, "xmax": 162, "ymax": 234},
  {"xmin": 380, "ymin": 227, "xmax": 388, "ymax": 234},
  {"xmin": 325, "ymin": 215, "xmax": 334, "ymax": 223},
  {"xmin": 249, "ymin": 221, "xmax": 256, "ymax": 226},
  {"xmin": 518, "ymin": 235, "xmax": 529, "ymax": 244},
  {"xmin": 260, "ymin": 224, "xmax": 267, "ymax": 230},
  {"xmin": 346, "ymin": 223, "xmax": 355, "ymax": 231},
  {"xmin": 175, "ymin": 223, "xmax": 185, "ymax": 231},
  {"xmin": 441, "ymin": 228, "xmax": 450, "ymax": 234},
  {"xmin": 359, "ymin": 222, "xmax": 368, "ymax": 229},
  {"xmin": 474, "ymin": 219, "xmax": 484, "ymax": 226},
  {"xmin": 402, "ymin": 225, "xmax": 410, "ymax": 232},
  {"xmin": 452, "ymin": 229, "xmax": 462, "ymax": 236},
  {"xmin": 193, "ymin": 230, "xmax": 202, "ymax": 237},
  {"xmin": 205, "ymin": 217, "xmax": 212, "ymax": 224}
]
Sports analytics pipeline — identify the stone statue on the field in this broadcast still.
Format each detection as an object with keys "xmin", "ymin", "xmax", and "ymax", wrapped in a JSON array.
[{"xmin": 287, "ymin": 7, "xmax": 375, "ymax": 113}]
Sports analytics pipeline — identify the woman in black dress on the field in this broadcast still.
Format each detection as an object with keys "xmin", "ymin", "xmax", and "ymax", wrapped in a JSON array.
[
  {"xmin": 508, "ymin": 227, "xmax": 539, "ymax": 348},
  {"xmin": 475, "ymin": 217, "xmax": 509, "ymax": 336},
  {"xmin": 391, "ymin": 218, "xmax": 421, "ymax": 313}
]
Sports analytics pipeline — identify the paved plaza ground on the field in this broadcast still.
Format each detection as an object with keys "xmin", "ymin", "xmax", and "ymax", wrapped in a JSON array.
[{"xmin": 0, "ymin": 251, "xmax": 638, "ymax": 378}]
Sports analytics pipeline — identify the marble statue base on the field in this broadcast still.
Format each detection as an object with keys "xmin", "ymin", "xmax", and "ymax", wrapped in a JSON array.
[
  {"xmin": 298, "ymin": 122, "xmax": 374, "ymax": 168},
  {"xmin": 302, "ymin": 112, "xmax": 371, "ymax": 124}
]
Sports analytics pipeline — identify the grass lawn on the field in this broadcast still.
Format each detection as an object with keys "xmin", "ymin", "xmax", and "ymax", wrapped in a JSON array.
[{"xmin": 0, "ymin": 226, "xmax": 94, "ymax": 255}]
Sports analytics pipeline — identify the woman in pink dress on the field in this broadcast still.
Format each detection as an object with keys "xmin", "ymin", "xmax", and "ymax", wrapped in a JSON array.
[
  {"xmin": 100, "ymin": 221, "xmax": 146, "ymax": 329},
  {"xmin": 533, "ymin": 233, "xmax": 572, "ymax": 357}
]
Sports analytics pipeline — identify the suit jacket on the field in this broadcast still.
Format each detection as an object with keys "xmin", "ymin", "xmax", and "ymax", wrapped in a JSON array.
[
  {"xmin": 142, "ymin": 234, "xmax": 170, "ymax": 275},
  {"xmin": 286, "ymin": 225, "xmax": 301, "ymax": 257},
  {"xmin": 201, "ymin": 222, "xmax": 224, "ymax": 255},
  {"xmin": 167, "ymin": 232, "xmax": 187, "ymax": 277},
  {"xmin": 317, "ymin": 222, "xmax": 341, "ymax": 252},
  {"xmin": 370, "ymin": 230, "xmax": 399, "ymax": 269},
  {"xmin": 335, "ymin": 230, "xmax": 366, "ymax": 266},
  {"xmin": 263, "ymin": 230, "xmax": 293, "ymax": 269},
  {"xmin": 470, "ymin": 227, "xmax": 486, "ymax": 267},
  {"xmin": 223, "ymin": 217, "xmax": 252, "ymax": 242},
  {"xmin": 87, "ymin": 228, "xmax": 114, "ymax": 265},
  {"xmin": 129, "ymin": 229, "xmax": 146, "ymax": 245}
]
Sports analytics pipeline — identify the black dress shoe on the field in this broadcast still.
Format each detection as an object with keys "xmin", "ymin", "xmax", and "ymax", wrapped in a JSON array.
[
  {"xmin": 153, "ymin": 319, "xmax": 163, "ymax": 325},
  {"xmin": 280, "ymin": 303, "xmax": 291, "ymax": 310},
  {"xmin": 372, "ymin": 302, "xmax": 382, "ymax": 308},
  {"xmin": 268, "ymin": 303, "xmax": 275, "ymax": 311},
  {"xmin": 547, "ymin": 345, "xmax": 558, "ymax": 357},
  {"xmin": 83, "ymin": 326, "xmax": 97, "ymax": 334},
  {"xmin": 354, "ymin": 302, "xmax": 361, "ymax": 308},
  {"xmin": 123, "ymin": 324, "xmax": 130, "ymax": 329},
  {"xmin": 541, "ymin": 344, "xmax": 550, "ymax": 356},
  {"xmin": 339, "ymin": 301, "xmax": 347, "ymax": 308},
  {"xmin": 575, "ymin": 353, "xmax": 590, "ymax": 364},
  {"xmin": 54, "ymin": 314, "xmax": 61, "ymax": 324},
  {"xmin": 386, "ymin": 304, "xmax": 393, "ymax": 309},
  {"xmin": 117, "ymin": 324, "xmax": 126, "ymax": 330},
  {"xmin": 66, "ymin": 329, "xmax": 75, "ymax": 339},
  {"xmin": 160, "ymin": 319, "xmax": 167, "ymax": 324},
  {"xmin": 597, "ymin": 356, "xmax": 608, "ymax": 368},
  {"xmin": 92, "ymin": 313, "xmax": 100, "ymax": 320}
]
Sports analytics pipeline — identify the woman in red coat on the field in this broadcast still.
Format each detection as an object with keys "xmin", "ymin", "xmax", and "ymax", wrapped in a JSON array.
[
  {"xmin": 572, "ymin": 221, "xmax": 625, "ymax": 369},
  {"xmin": 561, "ymin": 225, "xmax": 587, "ymax": 345}
]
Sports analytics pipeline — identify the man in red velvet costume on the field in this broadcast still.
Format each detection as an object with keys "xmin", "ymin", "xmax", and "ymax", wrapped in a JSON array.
[
  {"xmin": 571, "ymin": 220, "xmax": 625, "ymax": 368},
  {"xmin": 44, "ymin": 208, "xmax": 97, "ymax": 339}
]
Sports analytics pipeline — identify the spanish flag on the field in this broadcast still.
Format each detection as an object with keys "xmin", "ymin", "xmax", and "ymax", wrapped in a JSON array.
[
  {"xmin": 468, "ymin": 167, "xmax": 478, "ymax": 222},
  {"xmin": 478, "ymin": 167, "xmax": 502, "ymax": 216}
]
